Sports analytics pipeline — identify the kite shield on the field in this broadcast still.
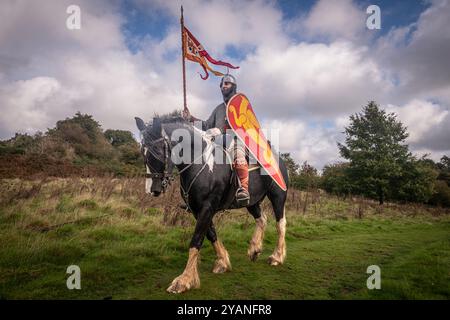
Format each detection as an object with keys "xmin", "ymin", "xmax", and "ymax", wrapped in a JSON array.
[{"xmin": 226, "ymin": 93, "xmax": 287, "ymax": 191}]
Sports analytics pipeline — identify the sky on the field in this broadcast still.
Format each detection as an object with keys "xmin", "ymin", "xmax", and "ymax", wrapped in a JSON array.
[{"xmin": 0, "ymin": 0, "xmax": 449, "ymax": 169}]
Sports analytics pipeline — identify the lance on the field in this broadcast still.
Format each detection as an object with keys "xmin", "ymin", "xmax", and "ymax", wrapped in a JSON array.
[{"xmin": 180, "ymin": 6, "xmax": 188, "ymax": 117}]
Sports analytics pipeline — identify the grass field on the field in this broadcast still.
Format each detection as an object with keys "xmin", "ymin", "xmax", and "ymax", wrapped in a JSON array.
[{"xmin": 0, "ymin": 178, "xmax": 449, "ymax": 299}]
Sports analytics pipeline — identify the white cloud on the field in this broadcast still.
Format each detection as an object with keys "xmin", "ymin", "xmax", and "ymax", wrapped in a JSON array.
[
  {"xmin": 386, "ymin": 100, "xmax": 448, "ymax": 144},
  {"xmin": 239, "ymin": 41, "xmax": 391, "ymax": 120},
  {"xmin": 141, "ymin": 0, "xmax": 289, "ymax": 52},
  {"xmin": 287, "ymin": 0, "xmax": 369, "ymax": 43},
  {"xmin": 1, "ymin": 0, "xmax": 449, "ymax": 170},
  {"xmin": 375, "ymin": 0, "xmax": 450, "ymax": 105},
  {"xmin": 0, "ymin": 0, "xmax": 174, "ymax": 139},
  {"xmin": 0, "ymin": 77, "xmax": 61, "ymax": 134},
  {"xmin": 261, "ymin": 119, "xmax": 342, "ymax": 169}
]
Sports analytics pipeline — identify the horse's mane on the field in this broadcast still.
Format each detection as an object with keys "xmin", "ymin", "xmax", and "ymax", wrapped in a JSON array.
[
  {"xmin": 160, "ymin": 116, "xmax": 187, "ymax": 124},
  {"xmin": 150, "ymin": 110, "xmax": 189, "ymax": 125},
  {"xmin": 142, "ymin": 111, "xmax": 193, "ymax": 141}
]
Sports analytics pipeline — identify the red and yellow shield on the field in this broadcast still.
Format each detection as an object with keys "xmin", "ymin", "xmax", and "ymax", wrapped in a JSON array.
[{"xmin": 226, "ymin": 93, "xmax": 287, "ymax": 191}]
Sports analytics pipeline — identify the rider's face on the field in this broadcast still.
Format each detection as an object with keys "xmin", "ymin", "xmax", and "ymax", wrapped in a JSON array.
[{"xmin": 221, "ymin": 81, "xmax": 233, "ymax": 94}]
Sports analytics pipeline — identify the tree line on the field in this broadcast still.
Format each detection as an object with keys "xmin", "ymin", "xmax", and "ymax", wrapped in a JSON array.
[
  {"xmin": 0, "ymin": 112, "xmax": 142, "ymax": 177},
  {"xmin": 282, "ymin": 101, "xmax": 449, "ymax": 207},
  {"xmin": 1, "ymin": 103, "xmax": 449, "ymax": 207}
]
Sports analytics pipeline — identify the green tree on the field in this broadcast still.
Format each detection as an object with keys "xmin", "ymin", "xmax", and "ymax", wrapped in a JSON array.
[
  {"xmin": 0, "ymin": 133, "xmax": 36, "ymax": 155},
  {"xmin": 429, "ymin": 180, "xmax": 450, "ymax": 207},
  {"xmin": 436, "ymin": 155, "xmax": 450, "ymax": 186},
  {"xmin": 295, "ymin": 161, "xmax": 320, "ymax": 190},
  {"xmin": 50, "ymin": 112, "xmax": 113, "ymax": 159},
  {"xmin": 280, "ymin": 153, "xmax": 299, "ymax": 181},
  {"xmin": 338, "ymin": 101, "xmax": 412, "ymax": 204},
  {"xmin": 104, "ymin": 129, "xmax": 136, "ymax": 147},
  {"xmin": 56, "ymin": 112, "xmax": 102, "ymax": 142},
  {"xmin": 391, "ymin": 157, "xmax": 438, "ymax": 203},
  {"xmin": 321, "ymin": 162, "xmax": 353, "ymax": 197}
]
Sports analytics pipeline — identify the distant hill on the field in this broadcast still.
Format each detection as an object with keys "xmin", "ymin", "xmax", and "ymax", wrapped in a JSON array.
[{"xmin": 0, "ymin": 112, "xmax": 142, "ymax": 178}]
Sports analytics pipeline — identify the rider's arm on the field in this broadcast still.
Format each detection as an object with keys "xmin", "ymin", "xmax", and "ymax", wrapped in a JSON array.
[
  {"xmin": 186, "ymin": 108, "xmax": 216, "ymax": 131},
  {"xmin": 201, "ymin": 110, "xmax": 216, "ymax": 131}
]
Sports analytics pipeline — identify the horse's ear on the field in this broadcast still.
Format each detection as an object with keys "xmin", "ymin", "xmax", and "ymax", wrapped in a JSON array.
[
  {"xmin": 135, "ymin": 117, "xmax": 146, "ymax": 131},
  {"xmin": 152, "ymin": 118, "xmax": 162, "ymax": 136}
]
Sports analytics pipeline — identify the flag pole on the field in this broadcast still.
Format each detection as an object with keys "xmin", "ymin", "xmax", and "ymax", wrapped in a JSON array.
[{"xmin": 180, "ymin": 6, "xmax": 188, "ymax": 115}]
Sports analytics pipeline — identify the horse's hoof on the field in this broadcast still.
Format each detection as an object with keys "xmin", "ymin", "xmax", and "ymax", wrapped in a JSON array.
[
  {"xmin": 166, "ymin": 274, "xmax": 199, "ymax": 294},
  {"xmin": 248, "ymin": 249, "xmax": 261, "ymax": 262},
  {"xmin": 212, "ymin": 258, "xmax": 231, "ymax": 273},
  {"xmin": 268, "ymin": 255, "xmax": 283, "ymax": 266},
  {"xmin": 212, "ymin": 263, "xmax": 227, "ymax": 274}
]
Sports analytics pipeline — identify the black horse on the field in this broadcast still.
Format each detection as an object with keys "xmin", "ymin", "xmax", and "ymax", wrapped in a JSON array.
[{"xmin": 135, "ymin": 115, "xmax": 289, "ymax": 293}]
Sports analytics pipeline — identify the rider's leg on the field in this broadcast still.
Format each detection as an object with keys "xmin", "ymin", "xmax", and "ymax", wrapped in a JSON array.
[{"xmin": 233, "ymin": 138, "xmax": 250, "ymax": 203}]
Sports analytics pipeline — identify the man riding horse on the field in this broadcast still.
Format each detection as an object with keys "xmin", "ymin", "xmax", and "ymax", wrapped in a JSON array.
[
  {"xmin": 183, "ymin": 74, "xmax": 250, "ymax": 204},
  {"xmin": 136, "ymin": 81, "xmax": 289, "ymax": 293}
]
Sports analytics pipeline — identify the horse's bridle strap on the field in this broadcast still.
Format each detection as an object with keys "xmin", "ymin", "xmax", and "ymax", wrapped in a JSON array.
[{"xmin": 142, "ymin": 134, "xmax": 175, "ymax": 193}]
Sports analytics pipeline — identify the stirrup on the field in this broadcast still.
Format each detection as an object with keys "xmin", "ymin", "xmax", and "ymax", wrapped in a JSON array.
[{"xmin": 235, "ymin": 188, "xmax": 250, "ymax": 205}]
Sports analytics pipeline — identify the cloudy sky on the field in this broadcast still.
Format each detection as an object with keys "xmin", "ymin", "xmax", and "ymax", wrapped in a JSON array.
[{"xmin": 1, "ymin": 0, "xmax": 449, "ymax": 169}]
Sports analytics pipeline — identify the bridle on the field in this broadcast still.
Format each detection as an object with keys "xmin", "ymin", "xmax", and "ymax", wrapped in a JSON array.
[{"xmin": 142, "ymin": 135, "xmax": 174, "ymax": 191}]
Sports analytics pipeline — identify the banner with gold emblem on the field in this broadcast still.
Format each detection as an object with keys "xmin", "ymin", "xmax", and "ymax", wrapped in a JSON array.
[{"xmin": 226, "ymin": 93, "xmax": 287, "ymax": 191}]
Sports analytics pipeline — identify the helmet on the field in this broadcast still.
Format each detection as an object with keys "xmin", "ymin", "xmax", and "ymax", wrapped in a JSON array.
[{"xmin": 220, "ymin": 74, "xmax": 237, "ymax": 88}]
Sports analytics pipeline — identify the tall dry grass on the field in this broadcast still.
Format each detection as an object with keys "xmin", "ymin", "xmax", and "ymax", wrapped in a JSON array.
[{"xmin": 0, "ymin": 177, "xmax": 448, "ymax": 234}]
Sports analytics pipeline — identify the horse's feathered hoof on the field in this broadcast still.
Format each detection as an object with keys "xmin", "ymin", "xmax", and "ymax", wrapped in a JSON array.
[
  {"xmin": 212, "ymin": 261, "xmax": 228, "ymax": 273},
  {"xmin": 268, "ymin": 255, "xmax": 283, "ymax": 266},
  {"xmin": 248, "ymin": 249, "xmax": 261, "ymax": 262},
  {"xmin": 212, "ymin": 256, "xmax": 232, "ymax": 273},
  {"xmin": 166, "ymin": 273, "xmax": 200, "ymax": 294}
]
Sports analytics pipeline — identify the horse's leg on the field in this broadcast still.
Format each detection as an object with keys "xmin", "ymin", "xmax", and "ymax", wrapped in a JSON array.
[
  {"xmin": 247, "ymin": 203, "xmax": 267, "ymax": 261},
  {"xmin": 267, "ymin": 190, "xmax": 287, "ymax": 266},
  {"xmin": 187, "ymin": 211, "xmax": 231, "ymax": 274},
  {"xmin": 207, "ymin": 223, "xmax": 232, "ymax": 273},
  {"xmin": 167, "ymin": 204, "xmax": 213, "ymax": 294}
]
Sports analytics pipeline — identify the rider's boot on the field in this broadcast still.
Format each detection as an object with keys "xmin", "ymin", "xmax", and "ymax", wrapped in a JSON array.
[{"xmin": 235, "ymin": 162, "xmax": 250, "ymax": 205}]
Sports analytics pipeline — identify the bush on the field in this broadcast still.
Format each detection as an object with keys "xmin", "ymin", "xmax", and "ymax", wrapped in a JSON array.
[
  {"xmin": 321, "ymin": 163, "xmax": 353, "ymax": 197},
  {"xmin": 429, "ymin": 180, "xmax": 450, "ymax": 207}
]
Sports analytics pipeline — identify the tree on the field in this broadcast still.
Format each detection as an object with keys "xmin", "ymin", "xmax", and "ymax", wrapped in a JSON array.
[
  {"xmin": 429, "ymin": 180, "xmax": 450, "ymax": 207},
  {"xmin": 280, "ymin": 153, "xmax": 299, "ymax": 180},
  {"xmin": 50, "ymin": 112, "xmax": 114, "ymax": 159},
  {"xmin": 104, "ymin": 129, "xmax": 137, "ymax": 147},
  {"xmin": 390, "ymin": 157, "xmax": 438, "ymax": 203},
  {"xmin": 436, "ymin": 155, "xmax": 450, "ymax": 186},
  {"xmin": 338, "ymin": 101, "xmax": 412, "ymax": 204},
  {"xmin": 56, "ymin": 112, "xmax": 102, "ymax": 142},
  {"xmin": 295, "ymin": 161, "xmax": 320, "ymax": 190},
  {"xmin": 0, "ymin": 133, "xmax": 37, "ymax": 155},
  {"xmin": 321, "ymin": 162, "xmax": 353, "ymax": 197},
  {"xmin": 437, "ymin": 155, "xmax": 450, "ymax": 171}
]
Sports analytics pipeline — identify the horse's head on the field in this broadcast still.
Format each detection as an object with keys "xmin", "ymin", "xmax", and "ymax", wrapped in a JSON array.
[{"xmin": 135, "ymin": 116, "xmax": 173, "ymax": 197}]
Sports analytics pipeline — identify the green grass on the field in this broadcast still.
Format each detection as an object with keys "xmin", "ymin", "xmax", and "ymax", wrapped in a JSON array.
[{"xmin": 0, "ymin": 179, "xmax": 449, "ymax": 299}]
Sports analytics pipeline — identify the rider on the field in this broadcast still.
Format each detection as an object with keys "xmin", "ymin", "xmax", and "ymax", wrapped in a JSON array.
[{"xmin": 183, "ymin": 74, "xmax": 250, "ymax": 204}]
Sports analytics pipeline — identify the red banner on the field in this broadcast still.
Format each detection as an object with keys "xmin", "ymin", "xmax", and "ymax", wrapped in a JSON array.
[{"xmin": 183, "ymin": 26, "xmax": 239, "ymax": 80}]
